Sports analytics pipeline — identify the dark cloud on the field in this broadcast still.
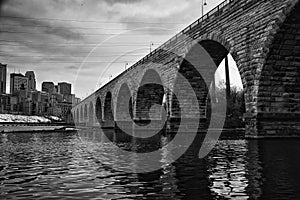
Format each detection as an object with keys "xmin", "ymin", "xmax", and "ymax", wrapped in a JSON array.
[
  {"xmin": 0, "ymin": 13, "xmax": 83, "ymax": 41},
  {"xmin": 65, "ymin": 65, "xmax": 79, "ymax": 70},
  {"xmin": 0, "ymin": 4, "xmax": 86, "ymax": 60},
  {"xmin": 43, "ymin": 26, "xmax": 83, "ymax": 41},
  {"xmin": 0, "ymin": 0, "xmax": 8, "ymax": 14},
  {"xmin": 0, "ymin": 0, "xmax": 212, "ymax": 98}
]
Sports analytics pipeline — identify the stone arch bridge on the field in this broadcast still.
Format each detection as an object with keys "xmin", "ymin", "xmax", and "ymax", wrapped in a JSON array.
[{"xmin": 72, "ymin": 0, "xmax": 300, "ymax": 138}]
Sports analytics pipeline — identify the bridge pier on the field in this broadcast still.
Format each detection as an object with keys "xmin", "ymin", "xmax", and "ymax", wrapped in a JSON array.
[
  {"xmin": 245, "ymin": 113, "xmax": 300, "ymax": 138},
  {"xmin": 100, "ymin": 121, "xmax": 115, "ymax": 129},
  {"xmin": 115, "ymin": 121, "xmax": 133, "ymax": 131},
  {"xmin": 169, "ymin": 118, "xmax": 209, "ymax": 134}
]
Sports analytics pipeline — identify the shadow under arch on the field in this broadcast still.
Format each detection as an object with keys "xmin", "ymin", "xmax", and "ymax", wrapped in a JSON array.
[
  {"xmin": 95, "ymin": 96, "xmax": 102, "ymax": 123},
  {"xmin": 113, "ymin": 82, "xmax": 134, "ymax": 143},
  {"xmin": 135, "ymin": 69, "xmax": 165, "ymax": 126},
  {"xmin": 115, "ymin": 83, "xmax": 133, "ymax": 122},
  {"xmin": 256, "ymin": 1, "xmax": 300, "ymax": 136},
  {"xmin": 170, "ymin": 39, "xmax": 245, "ymax": 155},
  {"xmin": 80, "ymin": 106, "xmax": 83, "ymax": 123},
  {"xmin": 103, "ymin": 91, "xmax": 114, "ymax": 127},
  {"xmin": 77, "ymin": 108, "xmax": 80, "ymax": 123},
  {"xmin": 171, "ymin": 40, "xmax": 227, "ymax": 131},
  {"xmin": 202, "ymin": 40, "xmax": 245, "ymax": 137},
  {"xmin": 84, "ymin": 104, "xmax": 88, "ymax": 123},
  {"xmin": 89, "ymin": 101, "xmax": 94, "ymax": 126},
  {"xmin": 107, "ymin": 70, "xmax": 168, "ymax": 153}
]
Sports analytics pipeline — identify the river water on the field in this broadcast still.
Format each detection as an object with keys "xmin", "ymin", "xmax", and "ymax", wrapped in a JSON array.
[{"xmin": 0, "ymin": 130, "xmax": 300, "ymax": 199}]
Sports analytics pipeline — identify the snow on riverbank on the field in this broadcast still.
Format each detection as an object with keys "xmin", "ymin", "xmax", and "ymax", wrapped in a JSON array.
[{"xmin": 0, "ymin": 114, "xmax": 61, "ymax": 123}]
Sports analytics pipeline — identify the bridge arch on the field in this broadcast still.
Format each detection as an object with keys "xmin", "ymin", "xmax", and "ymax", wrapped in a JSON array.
[
  {"xmin": 76, "ymin": 108, "xmax": 80, "ymax": 123},
  {"xmin": 104, "ymin": 92, "xmax": 114, "ymax": 121},
  {"xmin": 95, "ymin": 96, "xmax": 102, "ymax": 122},
  {"xmin": 80, "ymin": 106, "xmax": 83, "ymax": 122},
  {"xmin": 194, "ymin": 34, "xmax": 243, "ymax": 85},
  {"xmin": 197, "ymin": 33, "xmax": 234, "ymax": 59},
  {"xmin": 115, "ymin": 83, "xmax": 133, "ymax": 121},
  {"xmin": 89, "ymin": 102, "xmax": 94, "ymax": 125},
  {"xmin": 84, "ymin": 104, "xmax": 88, "ymax": 122},
  {"xmin": 256, "ymin": 2, "xmax": 300, "ymax": 135},
  {"xmin": 171, "ymin": 39, "xmax": 245, "ymax": 130},
  {"xmin": 135, "ymin": 69, "xmax": 165, "ymax": 122}
]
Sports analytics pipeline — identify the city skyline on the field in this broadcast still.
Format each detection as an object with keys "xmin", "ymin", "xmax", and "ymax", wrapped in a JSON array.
[
  {"xmin": 0, "ymin": 0, "xmax": 242, "ymax": 100},
  {"xmin": 0, "ymin": 63, "xmax": 80, "ymax": 118},
  {"xmin": 1, "ymin": 64, "xmax": 75, "ymax": 95}
]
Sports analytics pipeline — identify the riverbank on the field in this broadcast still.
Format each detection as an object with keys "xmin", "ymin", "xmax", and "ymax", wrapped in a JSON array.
[
  {"xmin": 0, "ymin": 123, "xmax": 77, "ymax": 133},
  {"xmin": 0, "ymin": 114, "xmax": 75, "ymax": 133},
  {"xmin": 1, "ymin": 122, "xmax": 245, "ymax": 137}
]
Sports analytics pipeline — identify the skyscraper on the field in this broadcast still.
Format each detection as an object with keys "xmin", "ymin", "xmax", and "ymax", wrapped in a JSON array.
[
  {"xmin": 0, "ymin": 63, "xmax": 7, "ymax": 94},
  {"xmin": 58, "ymin": 82, "xmax": 71, "ymax": 95},
  {"xmin": 10, "ymin": 73, "xmax": 29, "ymax": 95},
  {"xmin": 25, "ymin": 71, "xmax": 36, "ymax": 91},
  {"xmin": 42, "ymin": 82, "xmax": 55, "ymax": 94}
]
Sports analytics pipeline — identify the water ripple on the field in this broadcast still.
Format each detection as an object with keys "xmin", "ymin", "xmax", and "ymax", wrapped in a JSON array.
[{"xmin": 1, "ymin": 131, "xmax": 300, "ymax": 199}]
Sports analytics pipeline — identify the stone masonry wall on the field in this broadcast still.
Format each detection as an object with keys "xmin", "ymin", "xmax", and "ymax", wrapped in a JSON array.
[{"xmin": 72, "ymin": 0, "xmax": 300, "ymax": 137}]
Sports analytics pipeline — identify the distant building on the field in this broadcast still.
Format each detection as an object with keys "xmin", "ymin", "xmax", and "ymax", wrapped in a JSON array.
[
  {"xmin": 48, "ymin": 106, "xmax": 62, "ymax": 117},
  {"xmin": 25, "ymin": 71, "xmax": 36, "ymax": 91},
  {"xmin": 27, "ymin": 90, "xmax": 50, "ymax": 115},
  {"xmin": 58, "ymin": 82, "xmax": 71, "ymax": 95},
  {"xmin": 0, "ymin": 94, "xmax": 11, "ymax": 113},
  {"xmin": 42, "ymin": 82, "xmax": 55, "ymax": 94},
  {"xmin": 57, "ymin": 102, "xmax": 72, "ymax": 119},
  {"xmin": 62, "ymin": 93, "xmax": 74, "ymax": 104},
  {"xmin": 0, "ymin": 63, "xmax": 7, "ymax": 94},
  {"xmin": 2, "ymin": 69, "xmax": 78, "ymax": 120},
  {"xmin": 10, "ymin": 73, "xmax": 28, "ymax": 95},
  {"xmin": 73, "ymin": 97, "xmax": 81, "ymax": 106},
  {"xmin": 0, "ymin": 94, "xmax": 18, "ymax": 113},
  {"xmin": 54, "ymin": 85, "xmax": 58, "ymax": 94}
]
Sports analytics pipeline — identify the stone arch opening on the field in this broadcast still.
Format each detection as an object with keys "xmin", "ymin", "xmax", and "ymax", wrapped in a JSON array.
[
  {"xmin": 257, "ymin": 2, "xmax": 300, "ymax": 135},
  {"xmin": 135, "ymin": 69, "xmax": 165, "ymax": 124},
  {"xmin": 212, "ymin": 53, "xmax": 245, "ymax": 130},
  {"xmin": 116, "ymin": 83, "xmax": 133, "ymax": 121},
  {"xmin": 84, "ymin": 104, "xmax": 88, "ymax": 121},
  {"xmin": 80, "ymin": 106, "xmax": 83, "ymax": 122},
  {"xmin": 76, "ymin": 108, "xmax": 79, "ymax": 123},
  {"xmin": 66, "ymin": 109, "xmax": 73, "ymax": 124},
  {"xmin": 171, "ymin": 39, "xmax": 245, "ymax": 132},
  {"xmin": 89, "ymin": 102, "xmax": 94, "ymax": 125},
  {"xmin": 104, "ymin": 92, "xmax": 114, "ymax": 121},
  {"xmin": 95, "ymin": 97, "xmax": 102, "ymax": 122}
]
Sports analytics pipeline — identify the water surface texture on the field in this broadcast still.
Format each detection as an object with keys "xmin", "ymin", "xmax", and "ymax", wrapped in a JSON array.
[{"xmin": 1, "ymin": 131, "xmax": 300, "ymax": 199}]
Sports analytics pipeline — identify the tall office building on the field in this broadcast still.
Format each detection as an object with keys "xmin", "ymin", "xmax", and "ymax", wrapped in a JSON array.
[
  {"xmin": 42, "ymin": 82, "xmax": 55, "ymax": 94},
  {"xmin": 10, "ymin": 73, "xmax": 29, "ymax": 95},
  {"xmin": 54, "ymin": 85, "xmax": 58, "ymax": 94},
  {"xmin": 0, "ymin": 63, "xmax": 7, "ymax": 94},
  {"xmin": 25, "ymin": 71, "xmax": 36, "ymax": 91},
  {"xmin": 58, "ymin": 82, "xmax": 71, "ymax": 95}
]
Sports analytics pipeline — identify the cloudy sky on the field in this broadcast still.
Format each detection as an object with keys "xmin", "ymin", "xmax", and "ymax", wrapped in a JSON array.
[{"xmin": 0, "ymin": 0, "xmax": 242, "ymax": 99}]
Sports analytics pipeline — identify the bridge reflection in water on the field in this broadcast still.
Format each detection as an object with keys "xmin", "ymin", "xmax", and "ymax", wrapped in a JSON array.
[{"xmin": 1, "ymin": 130, "xmax": 300, "ymax": 199}]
